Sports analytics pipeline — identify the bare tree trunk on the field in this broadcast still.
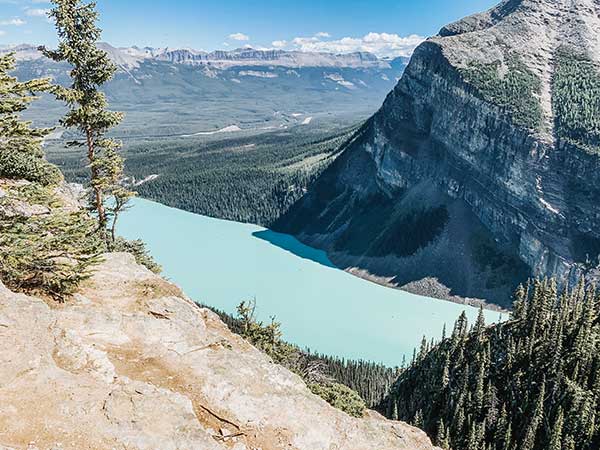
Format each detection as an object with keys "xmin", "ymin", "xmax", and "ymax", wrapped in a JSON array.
[
  {"xmin": 110, "ymin": 214, "xmax": 117, "ymax": 244},
  {"xmin": 85, "ymin": 127, "xmax": 107, "ymax": 233}
]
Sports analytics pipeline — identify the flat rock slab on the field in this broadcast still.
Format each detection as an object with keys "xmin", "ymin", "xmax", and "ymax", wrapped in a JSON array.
[{"xmin": 0, "ymin": 253, "xmax": 437, "ymax": 450}]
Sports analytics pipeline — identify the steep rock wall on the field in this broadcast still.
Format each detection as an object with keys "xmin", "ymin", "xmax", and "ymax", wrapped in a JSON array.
[{"xmin": 276, "ymin": 0, "xmax": 600, "ymax": 307}]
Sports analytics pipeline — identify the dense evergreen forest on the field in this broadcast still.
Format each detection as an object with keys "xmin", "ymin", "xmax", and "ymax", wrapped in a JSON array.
[
  {"xmin": 385, "ymin": 279, "xmax": 600, "ymax": 450},
  {"xmin": 552, "ymin": 48, "xmax": 600, "ymax": 154},
  {"xmin": 461, "ymin": 55, "xmax": 543, "ymax": 131},
  {"xmin": 47, "ymin": 123, "xmax": 358, "ymax": 226}
]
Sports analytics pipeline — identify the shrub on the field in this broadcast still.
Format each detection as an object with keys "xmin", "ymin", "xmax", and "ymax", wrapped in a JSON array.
[
  {"xmin": 309, "ymin": 382, "xmax": 367, "ymax": 418},
  {"xmin": 0, "ymin": 149, "xmax": 63, "ymax": 186},
  {"xmin": 0, "ymin": 208, "xmax": 103, "ymax": 300},
  {"xmin": 110, "ymin": 237, "xmax": 162, "ymax": 273}
]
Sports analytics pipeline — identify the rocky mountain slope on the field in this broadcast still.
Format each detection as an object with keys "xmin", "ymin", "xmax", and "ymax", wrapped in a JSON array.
[
  {"xmin": 276, "ymin": 0, "xmax": 600, "ymax": 308},
  {"xmin": 0, "ymin": 252, "xmax": 437, "ymax": 450}
]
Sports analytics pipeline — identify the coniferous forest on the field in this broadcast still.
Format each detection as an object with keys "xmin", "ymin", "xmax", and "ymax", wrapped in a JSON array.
[{"xmin": 385, "ymin": 279, "xmax": 600, "ymax": 450}]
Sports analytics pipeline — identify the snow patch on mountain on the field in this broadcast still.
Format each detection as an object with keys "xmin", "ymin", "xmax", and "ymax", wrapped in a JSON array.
[
  {"xmin": 2, "ymin": 43, "xmax": 396, "ymax": 70},
  {"xmin": 238, "ymin": 70, "xmax": 279, "ymax": 78}
]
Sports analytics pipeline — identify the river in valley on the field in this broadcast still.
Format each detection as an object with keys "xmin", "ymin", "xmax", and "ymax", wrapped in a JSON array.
[{"xmin": 120, "ymin": 198, "xmax": 503, "ymax": 366}]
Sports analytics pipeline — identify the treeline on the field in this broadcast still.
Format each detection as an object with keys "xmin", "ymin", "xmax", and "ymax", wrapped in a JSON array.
[
  {"xmin": 48, "ymin": 125, "xmax": 358, "ymax": 226},
  {"xmin": 385, "ymin": 279, "xmax": 600, "ymax": 450},
  {"xmin": 552, "ymin": 48, "xmax": 600, "ymax": 154},
  {"xmin": 204, "ymin": 302, "xmax": 399, "ymax": 410}
]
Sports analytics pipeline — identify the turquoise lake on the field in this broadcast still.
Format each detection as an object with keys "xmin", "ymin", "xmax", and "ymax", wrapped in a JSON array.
[{"xmin": 120, "ymin": 198, "xmax": 503, "ymax": 366}]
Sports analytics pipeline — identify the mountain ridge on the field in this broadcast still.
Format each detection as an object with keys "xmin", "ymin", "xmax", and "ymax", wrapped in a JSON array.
[
  {"xmin": 3, "ymin": 42, "xmax": 399, "ymax": 69},
  {"xmin": 276, "ymin": 0, "xmax": 600, "ymax": 308}
]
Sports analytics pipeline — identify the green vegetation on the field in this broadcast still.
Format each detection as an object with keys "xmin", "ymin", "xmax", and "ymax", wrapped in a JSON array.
[
  {"xmin": 470, "ymin": 231, "xmax": 531, "ymax": 289},
  {"xmin": 461, "ymin": 55, "xmax": 543, "ymax": 130},
  {"xmin": 386, "ymin": 279, "xmax": 600, "ymax": 450},
  {"xmin": 0, "ymin": 53, "xmax": 61, "ymax": 186},
  {"xmin": 0, "ymin": 183, "xmax": 103, "ymax": 300},
  {"xmin": 42, "ymin": 0, "xmax": 132, "ymax": 236},
  {"xmin": 0, "ymin": 48, "xmax": 101, "ymax": 300},
  {"xmin": 0, "ymin": 1, "xmax": 157, "ymax": 300},
  {"xmin": 110, "ymin": 237, "xmax": 162, "ymax": 274},
  {"xmin": 335, "ymin": 198, "xmax": 450, "ymax": 257},
  {"xmin": 552, "ymin": 48, "xmax": 600, "ymax": 154},
  {"xmin": 48, "ymin": 124, "xmax": 357, "ymax": 226},
  {"xmin": 207, "ymin": 299, "xmax": 398, "ymax": 416},
  {"xmin": 308, "ymin": 382, "xmax": 367, "ymax": 418}
]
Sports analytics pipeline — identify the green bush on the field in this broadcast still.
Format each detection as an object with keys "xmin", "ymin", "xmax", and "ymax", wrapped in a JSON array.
[
  {"xmin": 0, "ymin": 207, "xmax": 103, "ymax": 300},
  {"xmin": 110, "ymin": 237, "xmax": 162, "ymax": 274},
  {"xmin": 309, "ymin": 382, "xmax": 367, "ymax": 418},
  {"xmin": 234, "ymin": 300, "xmax": 367, "ymax": 417},
  {"xmin": 0, "ymin": 149, "xmax": 63, "ymax": 186}
]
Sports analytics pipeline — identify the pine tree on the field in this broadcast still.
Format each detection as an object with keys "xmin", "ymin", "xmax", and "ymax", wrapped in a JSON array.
[
  {"xmin": 388, "ymin": 279, "xmax": 600, "ymax": 450},
  {"xmin": 474, "ymin": 306, "xmax": 486, "ymax": 339},
  {"xmin": 40, "ymin": 0, "xmax": 131, "ymax": 238},
  {"xmin": 391, "ymin": 400, "xmax": 399, "ymax": 421},
  {"xmin": 0, "ymin": 53, "xmax": 61, "ymax": 185},
  {"xmin": 414, "ymin": 409, "xmax": 424, "ymax": 429},
  {"xmin": 520, "ymin": 379, "xmax": 545, "ymax": 450},
  {"xmin": 548, "ymin": 408, "xmax": 563, "ymax": 450},
  {"xmin": 437, "ymin": 418, "xmax": 450, "ymax": 449}
]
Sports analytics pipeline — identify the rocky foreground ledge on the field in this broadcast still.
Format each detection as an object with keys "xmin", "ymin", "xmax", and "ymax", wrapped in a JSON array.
[{"xmin": 0, "ymin": 252, "xmax": 437, "ymax": 450}]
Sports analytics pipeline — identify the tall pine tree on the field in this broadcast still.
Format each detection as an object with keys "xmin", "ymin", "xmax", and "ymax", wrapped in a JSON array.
[{"xmin": 40, "ymin": 0, "xmax": 132, "ymax": 238}]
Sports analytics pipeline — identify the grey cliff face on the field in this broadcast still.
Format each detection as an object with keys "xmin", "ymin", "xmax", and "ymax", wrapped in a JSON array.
[{"xmin": 276, "ymin": 0, "xmax": 600, "ymax": 308}]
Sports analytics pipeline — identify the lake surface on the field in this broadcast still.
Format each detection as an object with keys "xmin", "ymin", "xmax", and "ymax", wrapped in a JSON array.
[{"xmin": 120, "ymin": 198, "xmax": 503, "ymax": 366}]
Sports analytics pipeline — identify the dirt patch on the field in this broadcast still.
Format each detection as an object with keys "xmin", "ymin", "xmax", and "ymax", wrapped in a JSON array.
[{"xmin": 106, "ymin": 343, "xmax": 297, "ymax": 450}]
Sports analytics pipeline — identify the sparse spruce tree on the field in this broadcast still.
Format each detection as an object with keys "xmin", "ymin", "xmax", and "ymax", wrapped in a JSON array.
[{"xmin": 40, "ymin": 0, "xmax": 131, "ymax": 239}]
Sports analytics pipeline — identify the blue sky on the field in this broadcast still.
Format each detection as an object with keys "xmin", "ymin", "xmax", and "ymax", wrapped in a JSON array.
[{"xmin": 1, "ymin": 0, "xmax": 498, "ymax": 56}]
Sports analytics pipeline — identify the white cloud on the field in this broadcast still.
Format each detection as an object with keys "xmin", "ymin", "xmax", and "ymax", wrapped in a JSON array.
[
  {"xmin": 271, "ymin": 40, "xmax": 287, "ymax": 49},
  {"xmin": 228, "ymin": 32, "xmax": 249, "ymax": 41},
  {"xmin": 291, "ymin": 32, "xmax": 424, "ymax": 58},
  {"xmin": 0, "ymin": 30, "xmax": 5, "ymax": 36},
  {"xmin": 0, "ymin": 18, "xmax": 26, "ymax": 26},
  {"xmin": 314, "ymin": 31, "xmax": 330, "ymax": 38},
  {"xmin": 25, "ymin": 8, "xmax": 49, "ymax": 17}
]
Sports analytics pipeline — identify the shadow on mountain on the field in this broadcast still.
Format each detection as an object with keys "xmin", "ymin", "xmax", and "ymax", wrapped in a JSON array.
[{"xmin": 252, "ymin": 229, "xmax": 337, "ymax": 269}]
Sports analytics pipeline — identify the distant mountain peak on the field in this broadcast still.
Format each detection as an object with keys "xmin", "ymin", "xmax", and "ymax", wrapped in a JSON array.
[{"xmin": 1, "ymin": 42, "xmax": 392, "ymax": 70}]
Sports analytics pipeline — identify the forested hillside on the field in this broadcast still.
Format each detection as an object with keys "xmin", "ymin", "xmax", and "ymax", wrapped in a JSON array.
[
  {"xmin": 48, "ymin": 123, "xmax": 358, "ymax": 226},
  {"xmin": 386, "ymin": 279, "xmax": 600, "ymax": 450}
]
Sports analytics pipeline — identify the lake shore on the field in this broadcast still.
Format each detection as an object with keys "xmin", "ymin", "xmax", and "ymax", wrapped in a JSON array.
[{"xmin": 344, "ymin": 266, "xmax": 509, "ymax": 314}]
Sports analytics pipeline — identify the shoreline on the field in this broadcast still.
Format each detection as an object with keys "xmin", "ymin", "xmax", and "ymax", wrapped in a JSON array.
[{"xmin": 343, "ymin": 265, "xmax": 510, "ymax": 314}]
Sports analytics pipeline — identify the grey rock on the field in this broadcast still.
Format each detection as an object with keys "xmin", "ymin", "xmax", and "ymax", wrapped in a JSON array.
[{"xmin": 276, "ymin": 0, "xmax": 600, "ymax": 308}]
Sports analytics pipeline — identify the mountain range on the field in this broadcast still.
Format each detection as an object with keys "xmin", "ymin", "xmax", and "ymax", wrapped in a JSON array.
[
  {"xmin": 4, "ymin": 43, "xmax": 408, "ymax": 136},
  {"xmin": 8, "ymin": 42, "xmax": 398, "ymax": 70}
]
